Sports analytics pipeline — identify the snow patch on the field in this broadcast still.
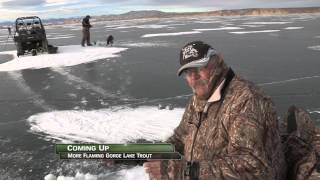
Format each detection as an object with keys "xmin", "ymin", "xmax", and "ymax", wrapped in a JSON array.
[
  {"xmin": 44, "ymin": 166, "xmax": 148, "ymax": 180},
  {"xmin": 243, "ymin": 21, "xmax": 292, "ymax": 25},
  {"xmin": 0, "ymin": 45, "xmax": 127, "ymax": 71},
  {"xmin": 119, "ymin": 41, "xmax": 171, "ymax": 47},
  {"xmin": 283, "ymin": 27, "xmax": 304, "ymax": 30},
  {"xmin": 193, "ymin": 27, "xmax": 243, "ymax": 31},
  {"xmin": 308, "ymin": 45, "xmax": 320, "ymax": 51},
  {"xmin": 47, "ymin": 36, "xmax": 76, "ymax": 40},
  {"xmin": 310, "ymin": 111, "xmax": 320, "ymax": 114},
  {"xmin": 27, "ymin": 106, "xmax": 183, "ymax": 143},
  {"xmin": 240, "ymin": 24, "xmax": 265, "ymax": 28},
  {"xmin": 229, "ymin": 30, "xmax": 280, "ymax": 34},
  {"xmin": 141, "ymin": 31, "xmax": 201, "ymax": 38}
]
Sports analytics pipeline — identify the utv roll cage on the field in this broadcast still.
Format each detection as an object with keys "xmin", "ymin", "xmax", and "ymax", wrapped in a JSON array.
[{"xmin": 13, "ymin": 16, "xmax": 57, "ymax": 56}]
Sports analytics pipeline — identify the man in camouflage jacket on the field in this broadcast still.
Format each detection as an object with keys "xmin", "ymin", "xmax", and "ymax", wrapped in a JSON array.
[{"xmin": 144, "ymin": 41, "xmax": 287, "ymax": 180}]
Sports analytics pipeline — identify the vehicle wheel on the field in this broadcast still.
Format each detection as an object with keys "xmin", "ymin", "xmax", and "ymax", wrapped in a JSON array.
[
  {"xmin": 42, "ymin": 40, "xmax": 48, "ymax": 52},
  {"xmin": 17, "ymin": 43, "xmax": 22, "ymax": 57},
  {"xmin": 31, "ymin": 49, "xmax": 37, "ymax": 56}
]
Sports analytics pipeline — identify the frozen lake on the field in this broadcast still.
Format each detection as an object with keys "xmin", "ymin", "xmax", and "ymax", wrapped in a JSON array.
[{"xmin": 0, "ymin": 14, "xmax": 320, "ymax": 179}]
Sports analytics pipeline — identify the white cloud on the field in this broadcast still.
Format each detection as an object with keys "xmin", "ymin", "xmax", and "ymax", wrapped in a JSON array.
[
  {"xmin": 44, "ymin": 0, "xmax": 80, "ymax": 7},
  {"xmin": 0, "ymin": 0, "xmax": 320, "ymax": 22},
  {"xmin": 46, "ymin": 0, "xmax": 65, "ymax": 3},
  {"xmin": 1, "ymin": 0, "xmax": 45, "ymax": 7},
  {"xmin": 0, "ymin": 1, "xmax": 103, "ymax": 21},
  {"xmin": 0, "ymin": 9, "xmax": 39, "ymax": 20},
  {"xmin": 0, "ymin": 7, "xmax": 80, "ymax": 21}
]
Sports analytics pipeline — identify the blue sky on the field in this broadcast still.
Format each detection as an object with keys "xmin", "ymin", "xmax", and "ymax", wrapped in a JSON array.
[{"xmin": 0, "ymin": 0, "xmax": 320, "ymax": 22}]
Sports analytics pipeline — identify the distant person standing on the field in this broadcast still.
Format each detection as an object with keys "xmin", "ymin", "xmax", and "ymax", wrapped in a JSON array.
[
  {"xmin": 7, "ymin": 27, "xmax": 12, "ymax": 36},
  {"xmin": 81, "ymin": 15, "xmax": 92, "ymax": 47}
]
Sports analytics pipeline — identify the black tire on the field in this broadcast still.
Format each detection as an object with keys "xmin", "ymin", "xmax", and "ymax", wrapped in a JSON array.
[
  {"xmin": 31, "ymin": 49, "xmax": 37, "ymax": 56},
  {"xmin": 42, "ymin": 40, "xmax": 48, "ymax": 53},
  {"xmin": 16, "ymin": 42, "xmax": 23, "ymax": 57}
]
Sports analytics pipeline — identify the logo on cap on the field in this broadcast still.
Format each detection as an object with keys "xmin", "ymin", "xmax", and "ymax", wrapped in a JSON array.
[{"xmin": 182, "ymin": 45, "xmax": 198, "ymax": 60}]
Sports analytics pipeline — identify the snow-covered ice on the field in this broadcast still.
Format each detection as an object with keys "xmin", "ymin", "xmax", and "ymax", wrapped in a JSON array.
[
  {"xmin": 141, "ymin": 31, "xmax": 201, "ymax": 38},
  {"xmin": 193, "ymin": 27, "xmax": 243, "ymax": 31},
  {"xmin": 283, "ymin": 27, "xmax": 304, "ymax": 30},
  {"xmin": 27, "ymin": 106, "xmax": 183, "ymax": 143},
  {"xmin": 229, "ymin": 30, "xmax": 280, "ymax": 34},
  {"xmin": 0, "ymin": 45, "xmax": 127, "ymax": 71}
]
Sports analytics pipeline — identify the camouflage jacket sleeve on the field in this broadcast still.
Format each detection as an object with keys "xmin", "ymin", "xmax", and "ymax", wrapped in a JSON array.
[
  {"xmin": 166, "ymin": 99, "xmax": 193, "ymax": 155},
  {"xmin": 198, "ymin": 96, "xmax": 281, "ymax": 180}
]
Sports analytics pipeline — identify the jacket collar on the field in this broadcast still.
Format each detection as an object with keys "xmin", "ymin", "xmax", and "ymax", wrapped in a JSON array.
[
  {"xmin": 208, "ymin": 68, "xmax": 235, "ymax": 103},
  {"xmin": 208, "ymin": 79, "xmax": 226, "ymax": 103}
]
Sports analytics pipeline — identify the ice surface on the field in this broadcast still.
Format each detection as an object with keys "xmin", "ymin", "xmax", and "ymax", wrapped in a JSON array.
[
  {"xmin": 7, "ymin": 71, "xmax": 55, "ymax": 111},
  {"xmin": 52, "ymin": 68, "xmax": 122, "ymax": 99}
]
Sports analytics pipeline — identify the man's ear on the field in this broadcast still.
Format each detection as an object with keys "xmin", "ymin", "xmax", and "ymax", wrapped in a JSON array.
[
  {"xmin": 208, "ymin": 54, "xmax": 220, "ymax": 67},
  {"xmin": 216, "ymin": 53, "xmax": 223, "ymax": 60},
  {"xmin": 207, "ymin": 54, "xmax": 221, "ymax": 74}
]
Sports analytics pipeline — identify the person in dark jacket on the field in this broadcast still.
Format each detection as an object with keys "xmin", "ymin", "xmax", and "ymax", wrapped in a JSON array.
[
  {"xmin": 106, "ymin": 35, "xmax": 114, "ymax": 46},
  {"xmin": 144, "ymin": 41, "xmax": 287, "ymax": 180},
  {"xmin": 81, "ymin": 15, "xmax": 92, "ymax": 46}
]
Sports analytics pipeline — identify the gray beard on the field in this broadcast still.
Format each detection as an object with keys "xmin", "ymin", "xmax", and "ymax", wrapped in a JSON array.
[
  {"xmin": 191, "ymin": 79, "xmax": 210, "ymax": 100},
  {"xmin": 194, "ymin": 61, "xmax": 228, "ymax": 100}
]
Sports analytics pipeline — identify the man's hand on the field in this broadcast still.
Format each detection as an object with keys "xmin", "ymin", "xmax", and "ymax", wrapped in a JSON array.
[
  {"xmin": 144, "ymin": 160, "xmax": 164, "ymax": 179},
  {"xmin": 144, "ymin": 159, "xmax": 186, "ymax": 180}
]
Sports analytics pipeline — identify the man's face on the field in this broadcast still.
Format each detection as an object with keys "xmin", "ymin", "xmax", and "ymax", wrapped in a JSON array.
[{"xmin": 183, "ymin": 62, "xmax": 213, "ymax": 100}]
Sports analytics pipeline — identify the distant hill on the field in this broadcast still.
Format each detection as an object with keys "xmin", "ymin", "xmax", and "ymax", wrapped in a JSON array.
[
  {"xmin": 81, "ymin": 7, "xmax": 320, "ymax": 23},
  {"xmin": 100, "ymin": 10, "xmax": 175, "ymax": 20},
  {"xmin": 1, "ymin": 7, "xmax": 320, "ymax": 27},
  {"xmin": 91, "ymin": 7, "xmax": 320, "ymax": 22},
  {"xmin": 205, "ymin": 7, "xmax": 320, "ymax": 16}
]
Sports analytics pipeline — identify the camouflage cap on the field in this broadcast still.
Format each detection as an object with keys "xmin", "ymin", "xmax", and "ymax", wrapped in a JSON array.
[{"xmin": 177, "ymin": 41, "xmax": 217, "ymax": 76}]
